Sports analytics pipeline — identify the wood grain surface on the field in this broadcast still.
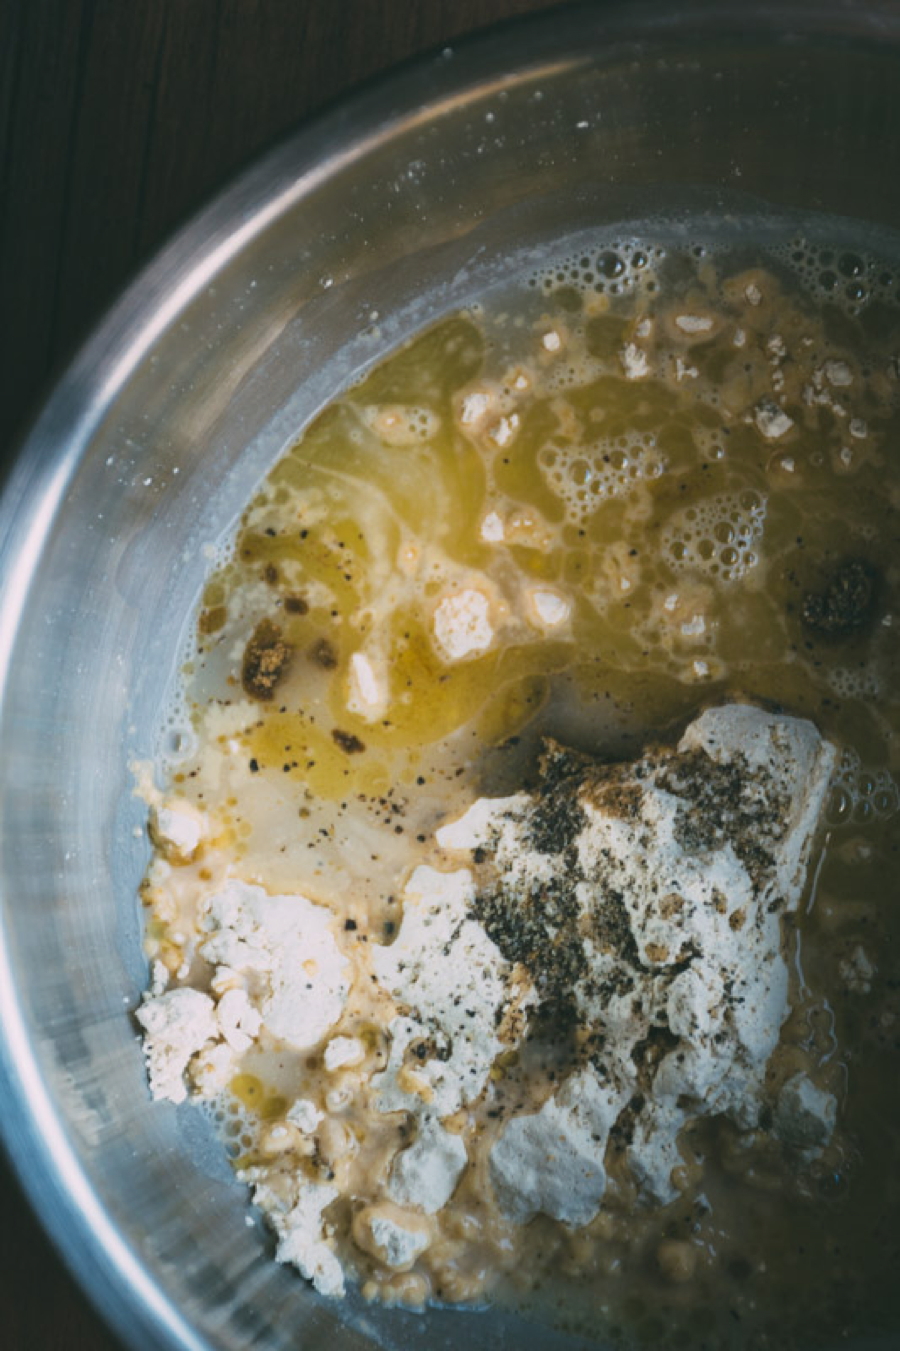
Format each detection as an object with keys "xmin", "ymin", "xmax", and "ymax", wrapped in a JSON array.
[{"xmin": 0, "ymin": 1, "xmax": 567, "ymax": 1346}]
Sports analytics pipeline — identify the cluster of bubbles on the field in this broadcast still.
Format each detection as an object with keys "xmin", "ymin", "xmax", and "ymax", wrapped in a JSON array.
[
  {"xmin": 770, "ymin": 235, "xmax": 895, "ymax": 316},
  {"xmin": 539, "ymin": 353, "xmax": 605, "ymax": 395},
  {"xmin": 827, "ymin": 663, "xmax": 883, "ymax": 702},
  {"xmin": 357, "ymin": 403, "xmax": 441, "ymax": 446},
  {"xmin": 528, "ymin": 239, "xmax": 666, "ymax": 300},
  {"xmin": 692, "ymin": 425, "xmax": 728, "ymax": 462},
  {"xmin": 661, "ymin": 490, "xmax": 767, "ymax": 582},
  {"xmin": 205, "ymin": 1093, "xmax": 260, "ymax": 1162},
  {"xmin": 538, "ymin": 431, "xmax": 665, "ymax": 526},
  {"xmin": 826, "ymin": 746, "xmax": 900, "ymax": 827},
  {"xmin": 524, "ymin": 227, "xmax": 896, "ymax": 322}
]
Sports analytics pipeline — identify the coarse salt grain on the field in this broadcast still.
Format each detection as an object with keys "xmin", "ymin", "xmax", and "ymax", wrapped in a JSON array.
[
  {"xmin": 619, "ymin": 344, "xmax": 649, "ymax": 379},
  {"xmin": 527, "ymin": 588, "xmax": 571, "ymax": 629},
  {"xmin": 675, "ymin": 314, "xmax": 713, "ymax": 334},
  {"xmin": 480, "ymin": 512, "xmax": 505, "ymax": 543},
  {"xmin": 433, "ymin": 589, "xmax": 494, "ymax": 662}
]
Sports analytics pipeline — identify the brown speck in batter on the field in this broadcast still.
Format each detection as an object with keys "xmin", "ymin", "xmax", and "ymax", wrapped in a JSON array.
[
  {"xmin": 242, "ymin": 619, "xmax": 292, "ymax": 700},
  {"xmin": 332, "ymin": 729, "xmax": 366, "ymax": 755}
]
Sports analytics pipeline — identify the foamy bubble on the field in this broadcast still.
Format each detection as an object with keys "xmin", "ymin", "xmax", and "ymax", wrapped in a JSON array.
[
  {"xmin": 661, "ymin": 490, "xmax": 767, "ymax": 581},
  {"xmin": 541, "ymin": 350, "xmax": 605, "ymax": 392},
  {"xmin": 827, "ymin": 746, "xmax": 900, "ymax": 826},
  {"xmin": 529, "ymin": 240, "xmax": 664, "ymax": 303},
  {"xmin": 538, "ymin": 430, "xmax": 665, "ymax": 526},
  {"xmin": 358, "ymin": 403, "xmax": 440, "ymax": 446},
  {"xmin": 202, "ymin": 1092, "xmax": 261, "ymax": 1162},
  {"xmin": 827, "ymin": 665, "xmax": 882, "ymax": 702},
  {"xmin": 769, "ymin": 235, "xmax": 898, "ymax": 316},
  {"xmin": 693, "ymin": 426, "xmax": 728, "ymax": 461}
]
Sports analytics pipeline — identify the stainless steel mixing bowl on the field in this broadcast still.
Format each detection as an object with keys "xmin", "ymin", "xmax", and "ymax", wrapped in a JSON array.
[{"xmin": 2, "ymin": 3, "xmax": 899, "ymax": 1348}]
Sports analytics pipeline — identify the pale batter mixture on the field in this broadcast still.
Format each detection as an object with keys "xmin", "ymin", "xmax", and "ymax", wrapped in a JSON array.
[{"xmin": 135, "ymin": 231, "xmax": 900, "ymax": 1349}]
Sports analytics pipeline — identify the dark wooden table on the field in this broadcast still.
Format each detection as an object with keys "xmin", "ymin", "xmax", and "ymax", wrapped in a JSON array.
[{"xmin": 0, "ymin": 2, "xmax": 566, "ymax": 1346}]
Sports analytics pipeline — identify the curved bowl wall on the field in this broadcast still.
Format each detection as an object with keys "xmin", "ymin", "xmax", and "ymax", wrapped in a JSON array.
[{"xmin": 1, "ymin": 4, "xmax": 898, "ymax": 1349}]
